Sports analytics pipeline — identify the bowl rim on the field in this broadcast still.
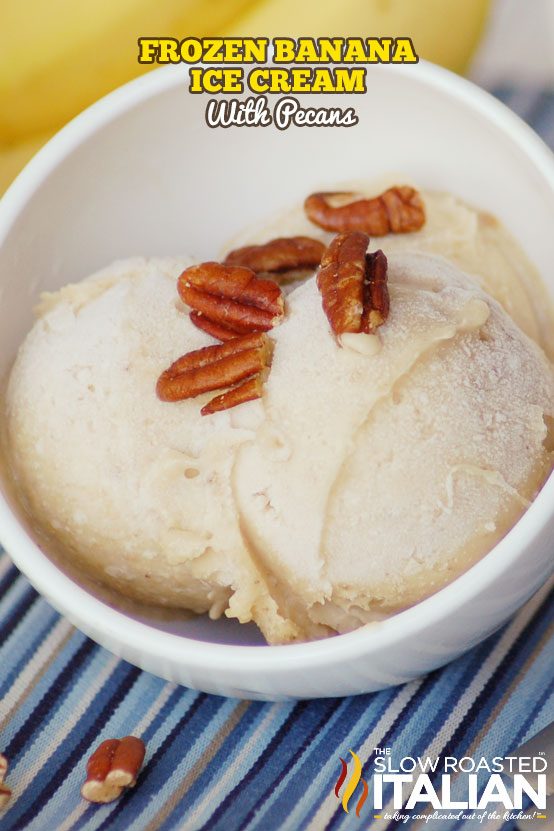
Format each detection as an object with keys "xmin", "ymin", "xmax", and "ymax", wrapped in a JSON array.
[{"xmin": 1, "ymin": 60, "xmax": 553, "ymax": 674}]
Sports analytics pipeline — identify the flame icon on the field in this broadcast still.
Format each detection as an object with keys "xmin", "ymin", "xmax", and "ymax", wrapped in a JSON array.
[{"xmin": 334, "ymin": 750, "xmax": 369, "ymax": 817}]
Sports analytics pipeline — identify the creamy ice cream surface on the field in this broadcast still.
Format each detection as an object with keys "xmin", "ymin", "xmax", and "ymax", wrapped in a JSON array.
[
  {"xmin": 225, "ymin": 189, "xmax": 554, "ymax": 360},
  {"xmin": 5, "ymin": 257, "xmax": 306, "ymax": 644},
  {"xmin": 4, "ymin": 191, "xmax": 554, "ymax": 644}
]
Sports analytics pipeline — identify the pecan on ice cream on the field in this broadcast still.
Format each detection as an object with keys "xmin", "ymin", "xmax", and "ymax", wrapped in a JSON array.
[
  {"xmin": 157, "ymin": 332, "xmax": 273, "ymax": 415},
  {"xmin": 317, "ymin": 232, "xmax": 390, "ymax": 337},
  {"xmin": 179, "ymin": 261, "xmax": 284, "ymax": 341},
  {"xmin": 224, "ymin": 236, "xmax": 325, "ymax": 278},
  {"xmin": 305, "ymin": 186, "xmax": 425, "ymax": 235}
]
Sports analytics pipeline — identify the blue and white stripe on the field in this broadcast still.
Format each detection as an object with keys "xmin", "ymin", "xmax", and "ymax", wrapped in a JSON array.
[{"xmin": 0, "ymin": 555, "xmax": 551, "ymax": 830}]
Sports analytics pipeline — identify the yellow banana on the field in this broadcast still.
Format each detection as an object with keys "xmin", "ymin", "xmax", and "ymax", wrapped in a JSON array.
[
  {"xmin": 0, "ymin": 0, "xmax": 254, "ymax": 143},
  {"xmin": 0, "ymin": 0, "xmax": 491, "ymax": 145},
  {"xmin": 0, "ymin": 0, "xmax": 491, "ymax": 194}
]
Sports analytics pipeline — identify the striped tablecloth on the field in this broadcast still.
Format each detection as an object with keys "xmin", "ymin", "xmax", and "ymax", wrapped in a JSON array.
[{"xmin": 1, "ymin": 87, "xmax": 553, "ymax": 831}]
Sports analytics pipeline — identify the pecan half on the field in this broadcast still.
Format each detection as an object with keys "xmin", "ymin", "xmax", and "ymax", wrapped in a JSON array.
[
  {"xmin": 81, "ymin": 737, "xmax": 146, "ymax": 804},
  {"xmin": 305, "ymin": 186, "xmax": 425, "ymax": 235},
  {"xmin": 0, "ymin": 755, "xmax": 11, "ymax": 809},
  {"xmin": 179, "ymin": 262, "xmax": 284, "ymax": 342},
  {"xmin": 224, "ymin": 236, "xmax": 325, "ymax": 276},
  {"xmin": 362, "ymin": 250, "xmax": 389, "ymax": 332},
  {"xmin": 157, "ymin": 332, "xmax": 272, "ymax": 414},
  {"xmin": 201, "ymin": 374, "xmax": 265, "ymax": 416},
  {"xmin": 317, "ymin": 232, "xmax": 389, "ymax": 336},
  {"xmin": 189, "ymin": 311, "xmax": 238, "ymax": 342}
]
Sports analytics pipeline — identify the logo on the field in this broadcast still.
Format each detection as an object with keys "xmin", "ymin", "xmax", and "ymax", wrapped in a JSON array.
[
  {"xmin": 334, "ymin": 750, "xmax": 368, "ymax": 817},
  {"xmin": 332, "ymin": 748, "xmax": 548, "ymax": 824}
]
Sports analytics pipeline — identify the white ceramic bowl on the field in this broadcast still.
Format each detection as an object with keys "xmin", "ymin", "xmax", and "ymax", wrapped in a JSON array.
[{"xmin": 1, "ymin": 63, "xmax": 553, "ymax": 700}]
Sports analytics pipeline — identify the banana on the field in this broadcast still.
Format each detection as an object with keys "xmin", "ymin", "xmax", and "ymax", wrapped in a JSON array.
[
  {"xmin": 0, "ymin": 0, "xmax": 254, "ymax": 143},
  {"xmin": 0, "ymin": 0, "xmax": 491, "ymax": 194},
  {"xmin": 227, "ymin": 0, "xmax": 492, "ymax": 75}
]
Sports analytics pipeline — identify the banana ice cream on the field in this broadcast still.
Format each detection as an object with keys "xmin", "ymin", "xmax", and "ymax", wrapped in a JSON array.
[{"xmin": 4, "ymin": 189, "xmax": 554, "ymax": 644}]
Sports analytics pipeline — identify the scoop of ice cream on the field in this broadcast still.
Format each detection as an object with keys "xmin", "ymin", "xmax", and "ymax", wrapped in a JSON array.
[
  {"xmin": 5, "ymin": 257, "xmax": 303, "ymax": 644},
  {"xmin": 5, "ymin": 251, "xmax": 554, "ymax": 643},
  {"xmin": 234, "ymin": 252, "xmax": 553, "ymax": 632}
]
